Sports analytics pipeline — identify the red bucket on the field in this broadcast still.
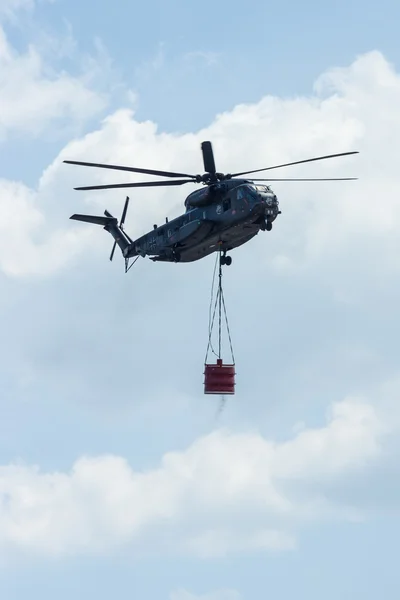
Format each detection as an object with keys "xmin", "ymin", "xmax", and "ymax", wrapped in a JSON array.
[{"xmin": 204, "ymin": 359, "xmax": 235, "ymax": 395}]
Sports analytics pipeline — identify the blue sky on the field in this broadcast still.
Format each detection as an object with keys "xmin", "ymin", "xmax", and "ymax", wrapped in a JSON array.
[
  {"xmin": 1, "ymin": 0, "xmax": 400, "ymax": 599},
  {"xmin": 2, "ymin": 0, "xmax": 400, "ymax": 181},
  {"xmin": 27, "ymin": 0, "xmax": 400, "ymax": 129}
]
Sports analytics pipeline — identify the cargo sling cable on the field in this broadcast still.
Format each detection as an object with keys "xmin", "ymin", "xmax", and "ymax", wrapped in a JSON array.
[{"xmin": 204, "ymin": 249, "xmax": 236, "ymax": 396}]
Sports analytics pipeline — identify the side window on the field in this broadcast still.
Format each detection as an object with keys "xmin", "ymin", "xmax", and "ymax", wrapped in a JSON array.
[{"xmin": 223, "ymin": 198, "xmax": 231, "ymax": 211}]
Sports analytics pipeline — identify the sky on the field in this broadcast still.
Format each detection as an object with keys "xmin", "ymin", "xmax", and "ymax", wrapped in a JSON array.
[{"xmin": 1, "ymin": 0, "xmax": 400, "ymax": 598}]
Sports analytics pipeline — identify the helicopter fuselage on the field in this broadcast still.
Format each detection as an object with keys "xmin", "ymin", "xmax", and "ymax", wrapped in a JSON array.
[{"xmin": 124, "ymin": 179, "xmax": 280, "ymax": 264}]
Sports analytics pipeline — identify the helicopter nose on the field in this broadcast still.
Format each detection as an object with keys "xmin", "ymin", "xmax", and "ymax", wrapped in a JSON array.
[
  {"xmin": 260, "ymin": 194, "xmax": 278, "ymax": 217},
  {"xmin": 261, "ymin": 195, "xmax": 277, "ymax": 208}
]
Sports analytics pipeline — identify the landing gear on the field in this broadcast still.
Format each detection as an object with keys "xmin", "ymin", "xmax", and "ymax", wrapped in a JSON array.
[
  {"xmin": 220, "ymin": 253, "xmax": 232, "ymax": 266},
  {"xmin": 260, "ymin": 219, "xmax": 273, "ymax": 231}
]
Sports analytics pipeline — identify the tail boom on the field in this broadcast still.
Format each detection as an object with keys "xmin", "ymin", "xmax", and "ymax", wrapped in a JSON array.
[
  {"xmin": 70, "ymin": 214, "xmax": 116, "ymax": 226},
  {"xmin": 70, "ymin": 212, "xmax": 135, "ymax": 259}
]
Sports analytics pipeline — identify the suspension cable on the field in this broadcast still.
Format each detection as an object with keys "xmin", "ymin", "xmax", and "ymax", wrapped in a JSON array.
[
  {"xmin": 208, "ymin": 251, "xmax": 219, "ymax": 352},
  {"xmin": 125, "ymin": 255, "xmax": 140, "ymax": 272},
  {"xmin": 220, "ymin": 285, "xmax": 235, "ymax": 364},
  {"xmin": 205, "ymin": 249, "xmax": 235, "ymax": 364},
  {"xmin": 218, "ymin": 258, "xmax": 222, "ymax": 359},
  {"xmin": 205, "ymin": 276, "xmax": 220, "ymax": 362}
]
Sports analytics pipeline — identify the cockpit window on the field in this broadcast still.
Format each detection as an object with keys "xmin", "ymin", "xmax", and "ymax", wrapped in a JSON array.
[{"xmin": 245, "ymin": 184, "xmax": 258, "ymax": 198}]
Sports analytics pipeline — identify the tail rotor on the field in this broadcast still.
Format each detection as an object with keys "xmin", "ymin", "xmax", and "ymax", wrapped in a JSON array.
[{"xmin": 109, "ymin": 196, "xmax": 130, "ymax": 261}]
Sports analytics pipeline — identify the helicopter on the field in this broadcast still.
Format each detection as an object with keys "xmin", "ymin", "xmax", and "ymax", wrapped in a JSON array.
[{"xmin": 65, "ymin": 141, "xmax": 358, "ymax": 270}]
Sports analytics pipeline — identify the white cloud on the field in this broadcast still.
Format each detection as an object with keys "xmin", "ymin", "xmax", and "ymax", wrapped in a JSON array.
[
  {"xmin": 1, "ymin": 49, "xmax": 400, "ymax": 565},
  {"xmin": 0, "ymin": 25, "xmax": 108, "ymax": 142},
  {"xmin": 1, "ymin": 49, "xmax": 399, "ymax": 281},
  {"xmin": 0, "ymin": 178, "xmax": 93, "ymax": 276},
  {"xmin": 0, "ymin": 393, "xmax": 389, "ymax": 559}
]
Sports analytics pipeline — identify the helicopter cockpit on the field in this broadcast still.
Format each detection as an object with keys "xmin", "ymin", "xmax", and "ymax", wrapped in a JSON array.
[{"xmin": 246, "ymin": 183, "xmax": 278, "ymax": 204}]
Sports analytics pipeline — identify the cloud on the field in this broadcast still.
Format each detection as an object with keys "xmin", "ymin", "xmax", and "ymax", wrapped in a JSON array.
[
  {"xmin": 1, "ymin": 51, "xmax": 398, "ymax": 414},
  {"xmin": 0, "ymin": 393, "xmax": 389, "ymax": 559},
  {"xmin": 3, "ymin": 49, "xmax": 399, "ymax": 278},
  {"xmin": 0, "ymin": 25, "xmax": 108, "ymax": 142},
  {"xmin": 1, "ymin": 49, "xmax": 400, "ymax": 565},
  {"xmin": 0, "ymin": 177, "xmax": 91, "ymax": 276},
  {"xmin": 0, "ymin": 51, "xmax": 399, "ymax": 423},
  {"xmin": 0, "ymin": 17, "xmax": 113, "ymax": 142}
]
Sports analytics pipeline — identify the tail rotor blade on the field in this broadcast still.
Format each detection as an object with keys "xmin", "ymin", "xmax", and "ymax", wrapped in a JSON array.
[
  {"xmin": 110, "ymin": 241, "xmax": 117, "ymax": 261},
  {"xmin": 110, "ymin": 196, "xmax": 130, "ymax": 262},
  {"xmin": 120, "ymin": 196, "xmax": 129, "ymax": 227}
]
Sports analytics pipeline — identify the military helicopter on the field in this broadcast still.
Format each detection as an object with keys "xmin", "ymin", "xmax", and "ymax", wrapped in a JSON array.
[{"xmin": 65, "ymin": 141, "xmax": 358, "ymax": 270}]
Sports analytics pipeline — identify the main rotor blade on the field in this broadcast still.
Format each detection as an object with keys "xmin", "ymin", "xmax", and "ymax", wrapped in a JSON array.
[
  {"xmin": 201, "ymin": 141, "xmax": 216, "ymax": 174},
  {"xmin": 250, "ymin": 177, "xmax": 358, "ymax": 181},
  {"xmin": 74, "ymin": 179, "xmax": 195, "ymax": 191},
  {"xmin": 64, "ymin": 159, "xmax": 195, "ymax": 179},
  {"xmin": 230, "ymin": 151, "xmax": 359, "ymax": 178}
]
